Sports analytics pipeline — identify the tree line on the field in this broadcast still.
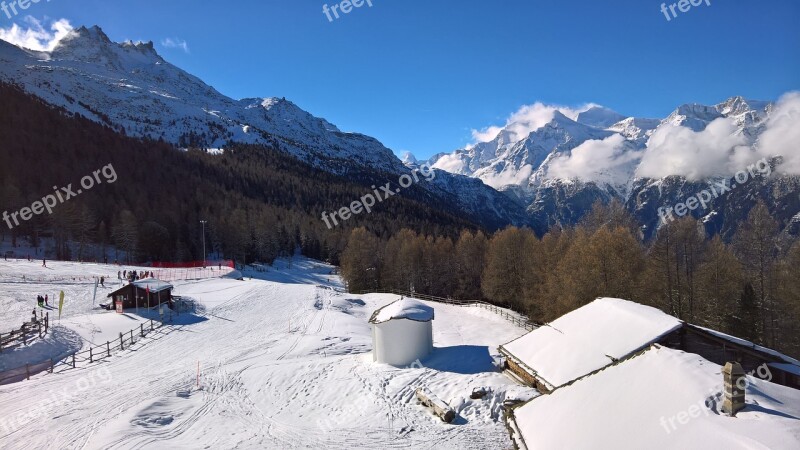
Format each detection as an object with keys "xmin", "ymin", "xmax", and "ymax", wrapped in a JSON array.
[
  {"xmin": 341, "ymin": 201, "xmax": 800, "ymax": 358},
  {"xmin": 0, "ymin": 83, "xmax": 474, "ymax": 265},
  {"xmin": 3, "ymin": 82, "xmax": 798, "ymax": 357}
]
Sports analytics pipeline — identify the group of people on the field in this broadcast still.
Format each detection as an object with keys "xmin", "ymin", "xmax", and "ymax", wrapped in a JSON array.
[
  {"xmin": 36, "ymin": 294, "xmax": 49, "ymax": 307},
  {"xmin": 117, "ymin": 269, "xmax": 153, "ymax": 282}
]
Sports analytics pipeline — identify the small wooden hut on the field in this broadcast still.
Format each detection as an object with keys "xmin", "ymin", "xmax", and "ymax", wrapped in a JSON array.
[{"xmin": 106, "ymin": 279, "xmax": 173, "ymax": 310}]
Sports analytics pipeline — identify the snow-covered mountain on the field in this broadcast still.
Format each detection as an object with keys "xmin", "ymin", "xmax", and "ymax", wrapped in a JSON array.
[
  {"xmin": 0, "ymin": 26, "xmax": 401, "ymax": 172},
  {"xmin": 400, "ymin": 151, "xmax": 418, "ymax": 167},
  {"xmin": 574, "ymin": 105, "xmax": 627, "ymax": 128},
  {"xmin": 430, "ymin": 97, "xmax": 774, "ymax": 192},
  {"xmin": 0, "ymin": 25, "xmax": 528, "ymax": 229},
  {"xmin": 428, "ymin": 93, "xmax": 797, "ymax": 236},
  {"xmin": 1, "ymin": 25, "xmax": 795, "ymax": 236}
]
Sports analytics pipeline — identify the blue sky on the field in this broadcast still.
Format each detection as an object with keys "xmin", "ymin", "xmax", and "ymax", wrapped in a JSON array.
[{"xmin": 1, "ymin": 0, "xmax": 798, "ymax": 159}]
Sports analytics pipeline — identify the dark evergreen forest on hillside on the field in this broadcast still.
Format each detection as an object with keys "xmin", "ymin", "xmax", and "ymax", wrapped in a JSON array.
[{"xmin": 0, "ymin": 83, "xmax": 475, "ymax": 264}]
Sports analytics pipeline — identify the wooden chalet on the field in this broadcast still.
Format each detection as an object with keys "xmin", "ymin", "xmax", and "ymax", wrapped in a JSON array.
[
  {"xmin": 106, "ymin": 279, "xmax": 174, "ymax": 310},
  {"xmin": 501, "ymin": 298, "xmax": 800, "ymax": 393}
]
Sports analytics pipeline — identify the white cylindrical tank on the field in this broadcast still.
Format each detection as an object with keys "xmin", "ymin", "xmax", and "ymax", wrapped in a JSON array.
[{"xmin": 370, "ymin": 298, "xmax": 434, "ymax": 366}]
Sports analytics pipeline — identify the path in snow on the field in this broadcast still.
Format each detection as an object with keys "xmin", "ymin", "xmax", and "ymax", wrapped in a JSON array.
[{"xmin": 0, "ymin": 258, "xmax": 536, "ymax": 449}]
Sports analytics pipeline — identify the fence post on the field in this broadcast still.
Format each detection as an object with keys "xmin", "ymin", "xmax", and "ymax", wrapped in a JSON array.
[
  {"xmin": 130, "ymin": 330, "xmax": 134, "ymax": 345},
  {"xmin": 150, "ymin": 320, "xmax": 154, "ymax": 331},
  {"xmin": 72, "ymin": 353, "xmax": 76, "ymax": 368},
  {"xmin": 26, "ymin": 364, "xmax": 30, "ymax": 380},
  {"xmin": 107, "ymin": 341, "xmax": 111, "ymax": 357},
  {"xmin": 119, "ymin": 333, "xmax": 124, "ymax": 350},
  {"xmin": 89, "ymin": 347, "xmax": 93, "ymax": 363},
  {"xmin": 141, "ymin": 323, "xmax": 145, "ymax": 337},
  {"xmin": 50, "ymin": 358, "xmax": 54, "ymax": 373}
]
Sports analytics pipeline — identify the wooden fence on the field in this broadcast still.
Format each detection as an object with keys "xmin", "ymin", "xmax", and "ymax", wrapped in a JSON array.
[
  {"xmin": 355, "ymin": 289, "xmax": 539, "ymax": 331},
  {"xmin": 0, "ymin": 309, "xmax": 178, "ymax": 386},
  {"xmin": 0, "ymin": 310, "xmax": 49, "ymax": 353}
]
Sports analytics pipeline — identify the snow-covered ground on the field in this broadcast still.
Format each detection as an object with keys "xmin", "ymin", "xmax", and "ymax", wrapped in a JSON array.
[
  {"xmin": 0, "ymin": 259, "xmax": 150, "ymax": 328},
  {"xmin": 0, "ymin": 257, "xmax": 536, "ymax": 449},
  {"xmin": 0, "ymin": 258, "xmax": 232, "ymax": 328}
]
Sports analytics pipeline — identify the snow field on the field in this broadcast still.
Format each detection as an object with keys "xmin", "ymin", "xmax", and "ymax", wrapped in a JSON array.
[{"xmin": 0, "ymin": 258, "xmax": 537, "ymax": 449}]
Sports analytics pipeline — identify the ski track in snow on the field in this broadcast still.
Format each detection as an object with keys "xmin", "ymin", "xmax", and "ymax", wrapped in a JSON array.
[{"xmin": 0, "ymin": 259, "xmax": 536, "ymax": 449}]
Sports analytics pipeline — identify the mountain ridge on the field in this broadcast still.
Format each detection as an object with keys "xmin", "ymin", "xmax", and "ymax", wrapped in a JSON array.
[
  {"xmin": 0, "ymin": 25, "xmax": 529, "ymax": 230},
  {"xmin": 1, "ymin": 24, "xmax": 796, "ymax": 239}
]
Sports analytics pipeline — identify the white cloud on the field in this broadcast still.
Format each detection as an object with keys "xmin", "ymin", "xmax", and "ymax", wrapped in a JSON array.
[
  {"xmin": 431, "ymin": 153, "xmax": 466, "ymax": 174},
  {"xmin": 547, "ymin": 134, "xmax": 640, "ymax": 182},
  {"xmin": 161, "ymin": 37, "xmax": 189, "ymax": 53},
  {"xmin": 471, "ymin": 125, "xmax": 503, "ymax": 144},
  {"xmin": 0, "ymin": 17, "xmax": 73, "ymax": 52},
  {"xmin": 634, "ymin": 93, "xmax": 800, "ymax": 180},
  {"xmin": 635, "ymin": 117, "xmax": 751, "ymax": 181},
  {"xmin": 479, "ymin": 164, "xmax": 534, "ymax": 190},
  {"xmin": 758, "ymin": 91, "xmax": 800, "ymax": 175},
  {"xmin": 470, "ymin": 102, "xmax": 598, "ymax": 145}
]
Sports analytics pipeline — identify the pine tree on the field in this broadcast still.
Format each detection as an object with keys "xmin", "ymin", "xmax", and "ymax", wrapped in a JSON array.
[
  {"xmin": 774, "ymin": 241, "xmax": 800, "ymax": 355},
  {"xmin": 729, "ymin": 283, "xmax": 761, "ymax": 342},
  {"xmin": 340, "ymin": 227, "xmax": 381, "ymax": 292},
  {"xmin": 112, "ymin": 210, "xmax": 138, "ymax": 264},
  {"xmin": 580, "ymin": 199, "xmax": 639, "ymax": 236},
  {"xmin": 644, "ymin": 217, "xmax": 705, "ymax": 320},
  {"xmin": 696, "ymin": 236, "xmax": 742, "ymax": 331},
  {"xmin": 482, "ymin": 227, "xmax": 538, "ymax": 313},
  {"xmin": 734, "ymin": 202, "xmax": 779, "ymax": 346},
  {"xmin": 454, "ymin": 230, "xmax": 488, "ymax": 299}
]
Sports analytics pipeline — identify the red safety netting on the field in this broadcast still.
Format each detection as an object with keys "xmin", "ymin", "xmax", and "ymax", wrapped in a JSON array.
[{"xmin": 150, "ymin": 260, "xmax": 234, "ymax": 269}]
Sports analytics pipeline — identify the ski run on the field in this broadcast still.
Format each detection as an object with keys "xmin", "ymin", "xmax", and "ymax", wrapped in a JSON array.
[{"xmin": 0, "ymin": 257, "xmax": 537, "ymax": 449}]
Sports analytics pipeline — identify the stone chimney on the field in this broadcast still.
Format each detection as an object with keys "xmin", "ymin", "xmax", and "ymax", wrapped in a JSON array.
[{"xmin": 722, "ymin": 362, "xmax": 746, "ymax": 417}]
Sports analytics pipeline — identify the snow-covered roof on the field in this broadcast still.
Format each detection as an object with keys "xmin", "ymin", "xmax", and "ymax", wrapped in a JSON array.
[
  {"xmin": 512, "ymin": 346, "xmax": 800, "ymax": 450},
  {"xmin": 501, "ymin": 298, "xmax": 682, "ymax": 389},
  {"xmin": 369, "ymin": 298, "xmax": 434, "ymax": 324},
  {"xmin": 769, "ymin": 362, "xmax": 800, "ymax": 377},
  {"xmin": 689, "ymin": 325, "xmax": 800, "ymax": 366},
  {"xmin": 131, "ymin": 278, "xmax": 173, "ymax": 293},
  {"xmin": 108, "ymin": 278, "xmax": 173, "ymax": 297}
]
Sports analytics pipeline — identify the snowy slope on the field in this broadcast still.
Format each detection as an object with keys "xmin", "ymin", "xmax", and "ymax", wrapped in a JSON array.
[
  {"xmin": 0, "ymin": 26, "xmax": 399, "ymax": 173},
  {"xmin": 0, "ymin": 258, "xmax": 230, "ymax": 328},
  {"xmin": 574, "ymin": 105, "xmax": 626, "ymax": 128},
  {"xmin": 0, "ymin": 26, "xmax": 528, "ymax": 228},
  {"xmin": 0, "ymin": 257, "xmax": 537, "ymax": 449}
]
